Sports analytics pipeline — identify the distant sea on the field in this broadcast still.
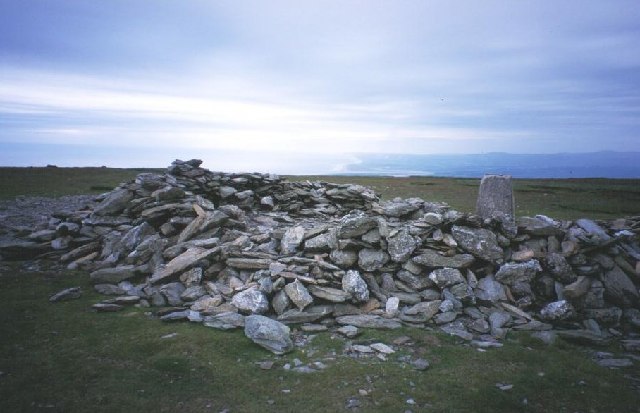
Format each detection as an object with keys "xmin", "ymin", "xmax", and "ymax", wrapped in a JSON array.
[
  {"xmin": 338, "ymin": 152, "xmax": 640, "ymax": 179},
  {"xmin": 1, "ymin": 143, "xmax": 638, "ymax": 178}
]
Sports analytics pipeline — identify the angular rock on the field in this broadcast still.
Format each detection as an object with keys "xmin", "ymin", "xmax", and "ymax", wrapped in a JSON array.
[
  {"xmin": 540, "ymin": 300, "xmax": 575, "ymax": 321},
  {"xmin": 335, "ymin": 314, "xmax": 401, "ymax": 329},
  {"xmin": 476, "ymin": 175, "xmax": 515, "ymax": 221},
  {"xmin": 284, "ymin": 279, "xmax": 314, "ymax": 310},
  {"xmin": 342, "ymin": 270, "xmax": 370, "ymax": 302},
  {"xmin": 517, "ymin": 215, "xmax": 563, "ymax": 236},
  {"xmin": 428, "ymin": 268, "xmax": 465, "ymax": 289},
  {"xmin": 150, "ymin": 247, "xmax": 219, "ymax": 284},
  {"xmin": 330, "ymin": 249, "xmax": 358, "ymax": 267},
  {"xmin": 475, "ymin": 275, "xmax": 507, "ymax": 303},
  {"xmin": 563, "ymin": 276, "xmax": 592, "ymax": 300},
  {"xmin": 412, "ymin": 250, "xmax": 475, "ymax": 269},
  {"xmin": 308, "ymin": 285, "xmax": 350, "ymax": 303},
  {"xmin": 90, "ymin": 265, "xmax": 138, "ymax": 284},
  {"xmin": 231, "ymin": 288, "xmax": 269, "ymax": 314},
  {"xmin": 92, "ymin": 189, "xmax": 133, "ymax": 216},
  {"xmin": 160, "ymin": 282, "xmax": 186, "ymax": 306},
  {"xmin": 244, "ymin": 315, "xmax": 294, "ymax": 354},
  {"xmin": 494, "ymin": 260, "xmax": 542, "ymax": 286},
  {"xmin": 203, "ymin": 312, "xmax": 246, "ymax": 330},
  {"xmin": 387, "ymin": 230, "xmax": 419, "ymax": 262},
  {"xmin": 451, "ymin": 226, "xmax": 503, "ymax": 262},
  {"xmin": 281, "ymin": 226, "xmax": 305, "ymax": 254},
  {"xmin": 545, "ymin": 253, "xmax": 577, "ymax": 284},
  {"xmin": 49, "ymin": 287, "xmax": 82, "ymax": 302},
  {"xmin": 358, "ymin": 249, "xmax": 389, "ymax": 272},
  {"xmin": 603, "ymin": 265, "xmax": 639, "ymax": 308},
  {"xmin": 337, "ymin": 211, "xmax": 378, "ymax": 238}
]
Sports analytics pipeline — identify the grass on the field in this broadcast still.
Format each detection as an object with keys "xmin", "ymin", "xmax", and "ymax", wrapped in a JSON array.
[
  {"xmin": 289, "ymin": 175, "xmax": 640, "ymax": 220},
  {"xmin": 1, "ymin": 264, "xmax": 640, "ymax": 412}
]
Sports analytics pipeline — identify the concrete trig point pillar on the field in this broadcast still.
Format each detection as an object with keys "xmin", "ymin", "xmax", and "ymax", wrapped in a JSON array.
[{"xmin": 476, "ymin": 174, "xmax": 515, "ymax": 227}]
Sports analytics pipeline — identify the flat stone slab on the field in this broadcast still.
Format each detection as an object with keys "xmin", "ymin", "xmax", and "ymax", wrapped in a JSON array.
[{"xmin": 335, "ymin": 314, "xmax": 402, "ymax": 329}]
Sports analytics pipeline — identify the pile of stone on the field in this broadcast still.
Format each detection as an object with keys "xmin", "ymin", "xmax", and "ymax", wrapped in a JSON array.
[{"xmin": 3, "ymin": 159, "xmax": 640, "ymax": 353}]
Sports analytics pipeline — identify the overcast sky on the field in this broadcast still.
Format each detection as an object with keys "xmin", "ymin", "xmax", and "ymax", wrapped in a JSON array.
[{"xmin": 1, "ymin": 1, "xmax": 639, "ymax": 171}]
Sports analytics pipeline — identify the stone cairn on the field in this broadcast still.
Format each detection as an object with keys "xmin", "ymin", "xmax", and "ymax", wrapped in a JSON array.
[{"xmin": 2, "ymin": 159, "xmax": 640, "ymax": 354}]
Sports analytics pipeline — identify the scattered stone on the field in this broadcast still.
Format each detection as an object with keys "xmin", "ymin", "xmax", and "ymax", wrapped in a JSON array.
[
  {"xmin": 49, "ymin": 287, "xmax": 81, "ymax": 302},
  {"xmin": 452, "ymin": 226, "xmax": 504, "ymax": 262},
  {"xmin": 244, "ymin": 315, "xmax": 294, "ymax": 355},
  {"xmin": 232, "ymin": 288, "xmax": 269, "ymax": 314},
  {"xmin": 370, "ymin": 343, "xmax": 395, "ymax": 354},
  {"xmin": 342, "ymin": 270, "xmax": 370, "ymax": 303},
  {"xmin": 411, "ymin": 358, "xmax": 430, "ymax": 371},
  {"xmin": 203, "ymin": 312, "xmax": 245, "ymax": 330},
  {"xmin": 540, "ymin": 300, "xmax": 575, "ymax": 321},
  {"xmin": 336, "ymin": 314, "xmax": 401, "ymax": 329},
  {"xmin": 92, "ymin": 303, "xmax": 123, "ymax": 312}
]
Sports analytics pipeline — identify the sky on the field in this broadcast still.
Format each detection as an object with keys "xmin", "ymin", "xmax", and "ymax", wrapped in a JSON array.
[{"xmin": 1, "ymin": 1, "xmax": 639, "ymax": 172}]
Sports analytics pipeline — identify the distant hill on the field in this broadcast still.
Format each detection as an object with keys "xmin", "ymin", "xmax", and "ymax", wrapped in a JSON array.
[{"xmin": 340, "ymin": 152, "xmax": 640, "ymax": 178}]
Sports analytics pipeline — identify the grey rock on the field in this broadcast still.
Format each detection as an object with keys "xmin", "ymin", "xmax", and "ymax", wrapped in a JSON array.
[
  {"xmin": 219, "ymin": 186, "xmax": 237, "ymax": 198},
  {"xmin": 603, "ymin": 265, "xmax": 639, "ymax": 308},
  {"xmin": 225, "ymin": 258, "xmax": 272, "ymax": 270},
  {"xmin": 337, "ymin": 211, "xmax": 378, "ymax": 238},
  {"xmin": 475, "ymin": 174, "xmax": 515, "ymax": 221},
  {"xmin": 284, "ymin": 279, "xmax": 314, "ymax": 310},
  {"xmin": 412, "ymin": 250, "xmax": 474, "ymax": 269},
  {"xmin": 379, "ymin": 198, "xmax": 420, "ymax": 217},
  {"xmin": 411, "ymin": 358, "xmax": 430, "ymax": 371},
  {"xmin": 92, "ymin": 303, "xmax": 123, "ymax": 312},
  {"xmin": 441, "ymin": 325, "xmax": 473, "ymax": 341},
  {"xmin": 396, "ymin": 270, "xmax": 431, "ymax": 291},
  {"xmin": 596, "ymin": 358, "xmax": 633, "ymax": 368},
  {"xmin": 385, "ymin": 296, "xmax": 400, "ymax": 317},
  {"xmin": 92, "ymin": 189, "xmax": 133, "ymax": 216},
  {"xmin": 308, "ymin": 285, "xmax": 350, "ymax": 303},
  {"xmin": 232, "ymin": 288, "xmax": 269, "ymax": 314},
  {"xmin": 540, "ymin": 300, "xmax": 575, "ymax": 321},
  {"xmin": 160, "ymin": 310, "xmax": 190, "ymax": 322},
  {"xmin": 190, "ymin": 295, "xmax": 223, "ymax": 313},
  {"xmin": 342, "ymin": 270, "xmax": 370, "ymax": 302},
  {"xmin": 203, "ymin": 312, "xmax": 246, "ymax": 330},
  {"xmin": 335, "ymin": 314, "xmax": 402, "ymax": 329},
  {"xmin": 94, "ymin": 284, "xmax": 125, "ymax": 296},
  {"xmin": 336, "ymin": 325, "xmax": 360, "ymax": 338},
  {"xmin": 495, "ymin": 260, "xmax": 542, "ymax": 285},
  {"xmin": 281, "ymin": 226, "xmax": 305, "ymax": 254},
  {"xmin": 180, "ymin": 285, "xmax": 206, "ymax": 302},
  {"xmin": 475, "ymin": 275, "xmax": 507, "ymax": 303},
  {"xmin": 330, "ymin": 249, "xmax": 358, "ymax": 267},
  {"xmin": 244, "ymin": 315, "xmax": 294, "ymax": 354},
  {"xmin": 49, "ymin": 287, "xmax": 81, "ymax": 302},
  {"xmin": 276, "ymin": 307, "xmax": 330, "ymax": 324},
  {"xmin": 531, "ymin": 331, "xmax": 558, "ymax": 345},
  {"xmin": 403, "ymin": 300, "xmax": 441, "ymax": 321},
  {"xmin": 90, "ymin": 265, "xmax": 138, "ymax": 284},
  {"xmin": 583, "ymin": 308, "xmax": 623, "ymax": 326},
  {"xmin": 434, "ymin": 311, "xmax": 457, "ymax": 325},
  {"xmin": 563, "ymin": 276, "xmax": 592, "ymax": 299},
  {"xmin": 451, "ymin": 226, "xmax": 503, "ymax": 262},
  {"xmin": 576, "ymin": 219, "xmax": 611, "ymax": 243},
  {"xmin": 387, "ymin": 230, "xmax": 419, "ymax": 262},
  {"xmin": 304, "ymin": 231, "xmax": 334, "ymax": 252},
  {"xmin": 358, "ymin": 248, "xmax": 389, "ymax": 272},
  {"xmin": 272, "ymin": 290, "xmax": 291, "ymax": 315},
  {"xmin": 179, "ymin": 267, "xmax": 203, "ymax": 287},
  {"xmin": 489, "ymin": 311, "xmax": 511, "ymax": 331},
  {"xmin": 428, "ymin": 268, "xmax": 465, "ymax": 289},
  {"xmin": 545, "ymin": 253, "xmax": 577, "ymax": 284},
  {"xmin": 160, "ymin": 282, "xmax": 186, "ymax": 306},
  {"xmin": 150, "ymin": 247, "xmax": 219, "ymax": 284},
  {"xmin": 517, "ymin": 215, "xmax": 563, "ymax": 236}
]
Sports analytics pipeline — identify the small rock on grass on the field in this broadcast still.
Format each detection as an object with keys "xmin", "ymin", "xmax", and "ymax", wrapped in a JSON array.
[
  {"xmin": 49, "ymin": 287, "xmax": 81, "ymax": 302},
  {"xmin": 411, "ymin": 358, "xmax": 430, "ymax": 371},
  {"xmin": 336, "ymin": 325, "xmax": 360, "ymax": 338},
  {"xmin": 92, "ymin": 303, "xmax": 123, "ymax": 312}
]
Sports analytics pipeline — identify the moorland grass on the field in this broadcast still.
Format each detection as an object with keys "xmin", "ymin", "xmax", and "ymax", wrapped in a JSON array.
[{"xmin": 1, "ymin": 265, "xmax": 639, "ymax": 412}]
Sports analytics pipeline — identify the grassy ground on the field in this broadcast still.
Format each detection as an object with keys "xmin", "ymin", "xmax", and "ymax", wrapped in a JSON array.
[
  {"xmin": 1, "ymin": 264, "xmax": 639, "ymax": 413},
  {"xmin": 1, "ymin": 167, "xmax": 639, "ymax": 220}
]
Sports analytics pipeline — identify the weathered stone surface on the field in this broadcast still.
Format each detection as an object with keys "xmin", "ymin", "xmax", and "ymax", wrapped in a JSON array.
[
  {"xmin": 412, "ymin": 250, "xmax": 474, "ymax": 269},
  {"xmin": 556, "ymin": 330, "xmax": 611, "ymax": 346},
  {"xmin": 284, "ymin": 279, "xmax": 314, "ymax": 310},
  {"xmin": 476, "ymin": 175, "xmax": 514, "ymax": 221},
  {"xmin": 540, "ymin": 300, "xmax": 575, "ymax": 321},
  {"xmin": 387, "ymin": 230, "xmax": 419, "ymax": 262},
  {"xmin": 203, "ymin": 312, "xmax": 245, "ymax": 330},
  {"xmin": 49, "ymin": 287, "xmax": 81, "ymax": 302},
  {"xmin": 92, "ymin": 189, "xmax": 133, "ymax": 216},
  {"xmin": 545, "ymin": 253, "xmax": 577, "ymax": 284},
  {"xmin": 342, "ymin": 270, "xmax": 370, "ymax": 302},
  {"xmin": 90, "ymin": 265, "xmax": 138, "ymax": 284},
  {"xmin": 225, "ymin": 258, "xmax": 272, "ymax": 270},
  {"xmin": 403, "ymin": 300, "xmax": 441, "ymax": 321},
  {"xmin": 337, "ymin": 211, "xmax": 377, "ymax": 238},
  {"xmin": 475, "ymin": 275, "xmax": 507, "ymax": 303},
  {"xmin": 150, "ymin": 247, "xmax": 219, "ymax": 284},
  {"xmin": 451, "ymin": 226, "xmax": 503, "ymax": 262},
  {"xmin": 603, "ymin": 265, "xmax": 639, "ymax": 308},
  {"xmin": 281, "ymin": 226, "xmax": 305, "ymax": 254},
  {"xmin": 160, "ymin": 282, "xmax": 185, "ymax": 306},
  {"xmin": 396, "ymin": 270, "xmax": 431, "ymax": 291},
  {"xmin": 277, "ymin": 305, "xmax": 332, "ymax": 324},
  {"xmin": 428, "ymin": 268, "xmax": 465, "ymax": 289},
  {"xmin": 517, "ymin": 215, "xmax": 563, "ymax": 236},
  {"xmin": 335, "ymin": 314, "xmax": 401, "ymax": 329},
  {"xmin": 231, "ymin": 288, "xmax": 269, "ymax": 314},
  {"xmin": 385, "ymin": 296, "xmax": 400, "ymax": 317},
  {"xmin": 563, "ymin": 276, "xmax": 592, "ymax": 299},
  {"xmin": 330, "ymin": 249, "xmax": 358, "ymax": 266},
  {"xmin": 308, "ymin": 285, "xmax": 350, "ymax": 303},
  {"xmin": 495, "ymin": 260, "xmax": 542, "ymax": 285},
  {"xmin": 244, "ymin": 315, "xmax": 294, "ymax": 354},
  {"xmin": 358, "ymin": 249, "xmax": 389, "ymax": 272}
]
